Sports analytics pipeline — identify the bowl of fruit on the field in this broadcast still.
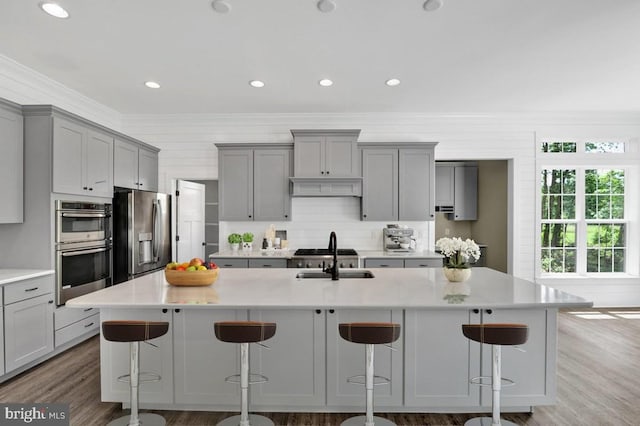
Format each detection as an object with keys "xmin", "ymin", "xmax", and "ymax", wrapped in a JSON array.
[{"xmin": 164, "ymin": 258, "xmax": 219, "ymax": 286}]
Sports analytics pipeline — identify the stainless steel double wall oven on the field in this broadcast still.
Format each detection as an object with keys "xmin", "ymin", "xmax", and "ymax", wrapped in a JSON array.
[{"xmin": 55, "ymin": 200, "xmax": 112, "ymax": 305}]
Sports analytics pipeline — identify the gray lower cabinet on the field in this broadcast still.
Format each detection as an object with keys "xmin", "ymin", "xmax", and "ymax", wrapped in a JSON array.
[
  {"xmin": 250, "ymin": 309, "xmax": 325, "ymax": 407},
  {"xmin": 363, "ymin": 258, "xmax": 405, "ymax": 268},
  {"xmin": 100, "ymin": 308, "xmax": 174, "ymax": 404},
  {"xmin": 364, "ymin": 258, "xmax": 441, "ymax": 268},
  {"xmin": 54, "ymin": 305, "xmax": 100, "ymax": 348},
  {"xmin": 326, "ymin": 309, "xmax": 403, "ymax": 408},
  {"xmin": 0, "ymin": 98, "xmax": 23, "ymax": 223},
  {"xmin": 174, "ymin": 308, "xmax": 246, "ymax": 405},
  {"xmin": 210, "ymin": 258, "xmax": 249, "ymax": 268},
  {"xmin": 3, "ymin": 275, "xmax": 55, "ymax": 373},
  {"xmin": 404, "ymin": 258, "xmax": 443, "ymax": 268},
  {"xmin": 114, "ymin": 139, "xmax": 159, "ymax": 192},
  {"xmin": 248, "ymin": 259, "xmax": 287, "ymax": 268},
  {"xmin": 361, "ymin": 143, "xmax": 437, "ymax": 221},
  {"xmin": 404, "ymin": 309, "xmax": 481, "ymax": 407},
  {"xmin": 53, "ymin": 116, "xmax": 114, "ymax": 198},
  {"xmin": 217, "ymin": 145, "xmax": 292, "ymax": 221}
]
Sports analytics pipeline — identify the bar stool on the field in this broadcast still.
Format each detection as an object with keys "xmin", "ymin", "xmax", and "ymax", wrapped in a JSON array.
[
  {"xmin": 338, "ymin": 322, "xmax": 401, "ymax": 426},
  {"xmin": 102, "ymin": 320, "xmax": 170, "ymax": 426},
  {"xmin": 461, "ymin": 323, "xmax": 529, "ymax": 426},
  {"xmin": 214, "ymin": 321, "xmax": 277, "ymax": 426}
]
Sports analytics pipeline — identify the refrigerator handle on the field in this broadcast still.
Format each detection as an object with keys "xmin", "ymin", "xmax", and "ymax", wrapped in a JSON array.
[{"xmin": 152, "ymin": 199, "xmax": 160, "ymax": 262}]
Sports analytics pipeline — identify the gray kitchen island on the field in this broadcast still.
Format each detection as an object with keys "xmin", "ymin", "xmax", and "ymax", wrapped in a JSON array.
[{"xmin": 67, "ymin": 267, "xmax": 591, "ymax": 414}]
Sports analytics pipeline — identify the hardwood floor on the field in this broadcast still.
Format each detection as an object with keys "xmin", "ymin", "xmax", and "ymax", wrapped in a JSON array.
[{"xmin": 1, "ymin": 308, "xmax": 639, "ymax": 425}]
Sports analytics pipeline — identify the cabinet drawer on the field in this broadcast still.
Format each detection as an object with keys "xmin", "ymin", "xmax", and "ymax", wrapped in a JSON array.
[
  {"xmin": 213, "ymin": 258, "xmax": 249, "ymax": 268},
  {"xmin": 248, "ymin": 259, "xmax": 287, "ymax": 268},
  {"xmin": 55, "ymin": 312, "xmax": 100, "ymax": 347},
  {"xmin": 55, "ymin": 305, "xmax": 99, "ymax": 330},
  {"xmin": 363, "ymin": 258, "xmax": 405, "ymax": 268},
  {"xmin": 404, "ymin": 259, "xmax": 442, "ymax": 268},
  {"xmin": 4, "ymin": 275, "xmax": 54, "ymax": 305}
]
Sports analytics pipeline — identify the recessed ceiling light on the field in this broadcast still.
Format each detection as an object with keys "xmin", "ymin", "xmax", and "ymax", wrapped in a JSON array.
[
  {"xmin": 423, "ymin": 0, "xmax": 444, "ymax": 12},
  {"xmin": 211, "ymin": 0, "xmax": 231, "ymax": 14},
  {"xmin": 249, "ymin": 80, "xmax": 265, "ymax": 88},
  {"xmin": 144, "ymin": 81, "xmax": 161, "ymax": 89},
  {"xmin": 317, "ymin": 0, "xmax": 336, "ymax": 13},
  {"xmin": 385, "ymin": 78, "xmax": 401, "ymax": 87},
  {"xmin": 39, "ymin": 2, "xmax": 69, "ymax": 19},
  {"xmin": 319, "ymin": 79, "xmax": 333, "ymax": 87}
]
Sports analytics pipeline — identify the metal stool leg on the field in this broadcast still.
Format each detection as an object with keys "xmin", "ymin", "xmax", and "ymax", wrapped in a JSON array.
[
  {"xmin": 465, "ymin": 345, "xmax": 518, "ymax": 426},
  {"xmin": 108, "ymin": 342, "xmax": 165, "ymax": 426},
  {"xmin": 217, "ymin": 343, "xmax": 274, "ymax": 426},
  {"xmin": 341, "ymin": 344, "xmax": 395, "ymax": 426}
]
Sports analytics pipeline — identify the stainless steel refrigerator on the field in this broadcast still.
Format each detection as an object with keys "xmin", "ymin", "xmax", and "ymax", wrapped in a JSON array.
[{"xmin": 113, "ymin": 189, "xmax": 171, "ymax": 284}]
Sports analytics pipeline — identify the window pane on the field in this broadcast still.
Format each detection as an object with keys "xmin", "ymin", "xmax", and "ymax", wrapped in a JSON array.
[
  {"xmin": 563, "ymin": 195, "xmax": 575, "ymax": 219},
  {"xmin": 562, "ymin": 170, "xmax": 576, "ymax": 192},
  {"xmin": 611, "ymin": 195, "xmax": 624, "ymax": 219},
  {"xmin": 541, "ymin": 142, "xmax": 576, "ymax": 153},
  {"xmin": 613, "ymin": 249, "xmax": 625, "ymax": 273},
  {"xmin": 541, "ymin": 195, "xmax": 549, "ymax": 219},
  {"xmin": 585, "ymin": 195, "xmax": 597, "ymax": 220},
  {"xmin": 585, "ymin": 142, "xmax": 625, "ymax": 153},
  {"xmin": 565, "ymin": 224, "xmax": 576, "ymax": 247},
  {"xmin": 585, "ymin": 169, "xmax": 624, "ymax": 220},
  {"xmin": 587, "ymin": 249, "xmax": 599, "ymax": 272},
  {"xmin": 586, "ymin": 224, "xmax": 626, "ymax": 273},
  {"xmin": 549, "ymin": 195, "xmax": 562, "ymax": 219},
  {"xmin": 596, "ymin": 195, "xmax": 611, "ymax": 219},
  {"xmin": 600, "ymin": 249, "xmax": 613, "ymax": 272},
  {"xmin": 565, "ymin": 249, "xmax": 576, "ymax": 272}
]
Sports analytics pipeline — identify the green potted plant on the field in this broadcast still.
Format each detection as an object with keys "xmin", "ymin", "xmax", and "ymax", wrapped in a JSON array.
[
  {"xmin": 228, "ymin": 233, "xmax": 242, "ymax": 251},
  {"xmin": 242, "ymin": 232, "xmax": 254, "ymax": 252}
]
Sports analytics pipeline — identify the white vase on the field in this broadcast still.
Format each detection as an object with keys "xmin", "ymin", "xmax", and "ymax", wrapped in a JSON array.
[
  {"xmin": 443, "ymin": 267, "xmax": 472, "ymax": 282},
  {"xmin": 230, "ymin": 243, "xmax": 240, "ymax": 252},
  {"xmin": 242, "ymin": 242, "xmax": 253, "ymax": 252}
]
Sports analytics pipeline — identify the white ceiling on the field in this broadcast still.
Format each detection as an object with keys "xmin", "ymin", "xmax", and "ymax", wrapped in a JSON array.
[{"xmin": 1, "ymin": 0, "xmax": 639, "ymax": 115}]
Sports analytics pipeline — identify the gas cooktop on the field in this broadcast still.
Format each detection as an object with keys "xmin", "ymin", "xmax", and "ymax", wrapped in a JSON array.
[{"xmin": 293, "ymin": 248, "xmax": 358, "ymax": 256}]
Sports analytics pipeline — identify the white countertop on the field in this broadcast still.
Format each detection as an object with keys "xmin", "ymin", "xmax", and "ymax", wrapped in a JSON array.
[
  {"xmin": 211, "ymin": 249, "xmax": 442, "ymax": 259},
  {"xmin": 67, "ymin": 267, "xmax": 591, "ymax": 310},
  {"xmin": 0, "ymin": 269, "xmax": 55, "ymax": 286}
]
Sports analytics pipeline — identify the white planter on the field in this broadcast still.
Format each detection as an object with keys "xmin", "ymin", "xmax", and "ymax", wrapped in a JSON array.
[
  {"xmin": 442, "ymin": 267, "xmax": 472, "ymax": 282},
  {"xmin": 242, "ymin": 242, "xmax": 253, "ymax": 252},
  {"xmin": 230, "ymin": 243, "xmax": 240, "ymax": 252}
]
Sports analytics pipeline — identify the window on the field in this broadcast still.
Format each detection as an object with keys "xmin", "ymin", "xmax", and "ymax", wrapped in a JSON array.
[{"xmin": 538, "ymin": 140, "xmax": 631, "ymax": 275}]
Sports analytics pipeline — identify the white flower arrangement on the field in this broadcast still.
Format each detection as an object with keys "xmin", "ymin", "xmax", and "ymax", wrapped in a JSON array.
[{"xmin": 436, "ymin": 237, "xmax": 481, "ymax": 269}]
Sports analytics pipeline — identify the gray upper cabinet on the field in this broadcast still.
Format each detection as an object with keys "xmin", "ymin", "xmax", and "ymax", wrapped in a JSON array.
[
  {"xmin": 292, "ymin": 130, "xmax": 360, "ymax": 177},
  {"xmin": 217, "ymin": 144, "xmax": 292, "ymax": 221},
  {"xmin": 114, "ymin": 139, "xmax": 159, "ymax": 192},
  {"xmin": 361, "ymin": 149, "xmax": 398, "ymax": 221},
  {"xmin": 436, "ymin": 162, "xmax": 478, "ymax": 221},
  {"xmin": 361, "ymin": 143, "xmax": 437, "ymax": 221},
  {"xmin": 53, "ymin": 116, "xmax": 113, "ymax": 198},
  {"xmin": 0, "ymin": 98, "xmax": 23, "ymax": 223}
]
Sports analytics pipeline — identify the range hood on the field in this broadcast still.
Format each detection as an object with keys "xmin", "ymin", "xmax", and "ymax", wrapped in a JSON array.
[{"xmin": 290, "ymin": 129, "xmax": 362, "ymax": 197}]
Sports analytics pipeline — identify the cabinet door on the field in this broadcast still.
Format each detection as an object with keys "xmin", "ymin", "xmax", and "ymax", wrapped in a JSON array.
[
  {"xmin": 4, "ymin": 293, "xmax": 55, "ymax": 372},
  {"xmin": 248, "ymin": 259, "xmax": 287, "ymax": 268},
  {"xmin": 480, "ymin": 309, "xmax": 555, "ymax": 406},
  {"xmin": 362, "ymin": 149, "xmax": 398, "ymax": 221},
  {"xmin": 399, "ymin": 148, "xmax": 435, "ymax": 221},
  {"xmin": 0, "ymin": 303, "xmax": 4, "ymax": 376},
  {"xmin": 100, "ymin": 308, "xmax": 173, "ymax": 404},
  {"xmin": 363, "ymin": 258, "xmax": 404, "ymax": 268},
  {"xmin": 52, "ymin": 117, "xmax": 85, "ymax": 195},
  {"xmin": 86, "ymin": 129, "xmax": 114, "ymax": 198},
  {"xmin": 453, "ymin": 165, "xmax": 478, "ymax": 220},
  {"xmin": 138, "ymin": 148, "xmax": 159, "ymax": 192},
  {"xmin": 0, "ymin": 104, "xmax": 23, "ymax": 223},
  {"xmin": 114, "ymin": 139, "xmax": 139, "ymax": 189},
  {"xmin": 174, "ymin": 309, "xmax": 247, "ymax": 405},
  {"xmin": 249, "ymin": 309, "xmax": 325, "ymax": 407},
  {"xmin": 404, "ymin": 309, "xmax": 481, "ymax": 407},
  {"xmin": 325, "ymin": 135, "xmax": 358, "ymax": 177},
  {"xmin": 326, "ymin": 309, "xmax": 403, "ymax": 408},
  {"xmin": 254, "ymin": 149, "xmax": 291, "ymax": 221},
  {"xmin": 293, "ymin": 135, "xmax": 324, "ymax": 177},
  {"xmin": 435, "ymin": 164, "xmax": 455, "ymax": 207},
  {"xmin": 219, "ymin": 149, "xmax": 254, "ymax": 220}
]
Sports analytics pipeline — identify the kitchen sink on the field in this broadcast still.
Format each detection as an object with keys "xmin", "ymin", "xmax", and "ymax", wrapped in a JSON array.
[{"xmin": 295, "ymin": 270, "xmax": 375, "ymax": 279}]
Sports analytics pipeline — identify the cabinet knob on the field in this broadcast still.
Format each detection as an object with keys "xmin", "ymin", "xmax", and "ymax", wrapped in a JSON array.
[
  {"xmin": 248, "ymin": 215, "xmax": 252, "ymax": 218},
  {"xmin": 140, "ymin": 183, "xmax": 143, "ymax": 186},
  {"xmin": 175, "ymin": 309, "xmax": 181, "ymax": 313},
  {"xmin": 329, "ymin": 309, "xmax": 335, "ymax": 314},
  {"xmin": 83, "ymin": 186, "xmax": 88, "ymax": 190},
  {"xmin": 89, "ymin": 187, "xmax": 93, "ymax": 191},
  {"xmin": 321, "ymin": 171, "xmax": 325, "ymax": 175},
  {"xmin": 284, "ymin": 214, "xmax": 288, "ymax": 218},
  {"xmin": 472, "ymin": 309, "xmax": 480, "ymax": 314},
  {"xmin": 48, "ymin": 300, "xmax": 54, "ymax": 304},
  {"xmin": 363, "ymin": 214, "xmax": 367, "ymax": 218},
  {"xmin": 162, "ymin": 308, "xmax": 168, "ymax": 313},
  {"xmin": 485, "ymin": 309, "xmax": 493, "ymax": 314},
  {"xmin": 202, "ymin": 242, "xmax": 206, "ymax": 246},
  {"xmin": 326, "ymin": 171, "xmax": 330, "ymax": 175},
  {"xmin": 315, "ymin": 309, "xmax": 321, "ymax": 314}
]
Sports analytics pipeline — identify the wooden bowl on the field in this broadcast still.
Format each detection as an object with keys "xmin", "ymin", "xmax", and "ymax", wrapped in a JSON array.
[{"xmin": 165, "ymin": 268, "xmax": 219, "ymax": 286}]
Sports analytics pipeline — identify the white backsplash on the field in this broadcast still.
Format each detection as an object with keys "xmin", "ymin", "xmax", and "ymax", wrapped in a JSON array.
[{"xmin": 219, "ymin": 197, "xmax": 434, "ymax": 252}]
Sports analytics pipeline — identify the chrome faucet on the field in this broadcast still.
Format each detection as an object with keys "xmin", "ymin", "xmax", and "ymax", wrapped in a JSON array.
[{"xmin": 325, "ymin": 231, "xmax": 339, "ymax": 280}]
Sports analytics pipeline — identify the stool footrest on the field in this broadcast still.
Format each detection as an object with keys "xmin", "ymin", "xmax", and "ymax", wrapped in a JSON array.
[
  {"xmin": 346, "ymin": 374, "xmax": 390, "ymax": 386},
  {"xmin": 224, "ymin": 373, "xmax": 268, "ymax": 385},
  {"xmin": 116, "ymin": 372, "xmax": 162, "ymax": 384},
  {"xmin": 469, "ymin": 375, "xmax": 515, "ymax": 387}
]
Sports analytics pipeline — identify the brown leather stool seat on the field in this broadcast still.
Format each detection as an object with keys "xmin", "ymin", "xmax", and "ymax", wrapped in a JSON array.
[
  {"xmin": 101, "ymin": 320, "xmax": 170, "ymax": 426},
  {"xmin": 102, "ymin": 320, "xmax": 170, "ymax": 342},
  {"xmin": 214, "ymin": 321, "xmax": 276, "ymax": 343},
  {"xmin": 338, "ymin": 322, "xmax": 401, "ymax": 426},
  {"xmin": 339, "ymin": 322, "xmax": 401, "ymax": 345},
  {"xmin": 461, "ymin": 322, "xmax": 529, "ymax": 426},
  {"xmin": 461, "ymin": 323, "xmax": 528, "ymax": 346}
]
